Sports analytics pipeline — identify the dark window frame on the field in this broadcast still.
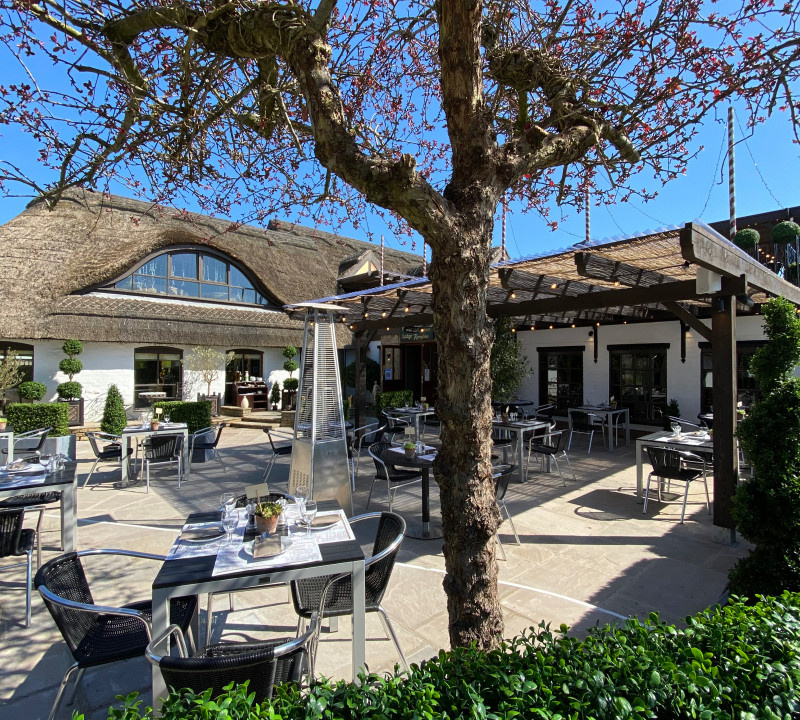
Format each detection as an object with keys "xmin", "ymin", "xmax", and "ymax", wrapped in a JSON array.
[
  {"xmin": 133, "ymin": 346, "xmax": 183, "ymax": 408},
  {"xmin": 608, "ymin": 343, "xmax": 670, "ymax": 425},
  {"xmin": 698, "ymin": 340, "xmax": 765, "ymax": 412},
  {"xmin": 537, "ymin": 346, "xmax": 585, "ymax": 413}
]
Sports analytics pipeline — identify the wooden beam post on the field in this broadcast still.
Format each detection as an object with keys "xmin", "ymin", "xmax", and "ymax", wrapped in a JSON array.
[
  {"xmin": 353, "ymin": 329, "xmax": 374, "ymax": 431},
  {"xmin": 711, "ymin": 294, "xmax": 738, "ymax": 531}
]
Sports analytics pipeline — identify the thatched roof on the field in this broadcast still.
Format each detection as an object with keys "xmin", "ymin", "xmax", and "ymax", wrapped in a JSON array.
[{"xmin": 0, "ymin": 188, "xmax": 420, "ymax": 346}]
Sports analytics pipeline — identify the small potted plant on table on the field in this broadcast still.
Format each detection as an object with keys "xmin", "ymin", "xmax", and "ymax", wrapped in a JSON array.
[
  {"xmin": 254, "ymin": 500, "xmax": 283, "ymax": 535},
  {"xmin": 403, "ymin": 440, "xmax": 417, "ymax": 459}
]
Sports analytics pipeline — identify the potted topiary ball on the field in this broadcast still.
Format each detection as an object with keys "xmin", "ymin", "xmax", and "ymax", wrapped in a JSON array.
[
  {"xmin": 771, "ymin": 220, "xmax": 800, "ymax": 245},
  {"xmin": 18, "ymin": 381, "xmax": 47, "ymax": 403},
  {"xmin": 57, "ymin": 339, "xmax": 84, "ymax": 426},
  {"xmin": 733, "ymin": 227, "xmax": 760, "ymax": 252}
]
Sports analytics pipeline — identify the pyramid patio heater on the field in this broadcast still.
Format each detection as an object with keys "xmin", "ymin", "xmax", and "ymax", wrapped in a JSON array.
[{"xmin": 288, "ymin": 303, "xmax": 353, "ymax": 516}]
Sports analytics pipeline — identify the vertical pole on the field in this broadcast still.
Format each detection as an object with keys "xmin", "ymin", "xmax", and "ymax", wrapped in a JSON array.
[
  {"xmin": 380, "ymin": 235, "xmax": 385, "ymax": 286},
  {"xmin": 585, "ymin": 182, "xmax": 591, "ymax": 245},
  {"xmin": 422, "ymin": 242, "xmax": 427, "ymax": 277},
  {"xmin": 728, "ymin": 106, "xmax": 736, "ymax": 239},
  {"xmin": 711, "ymin": 294, "xmax": 739, "ymax": 532},
  {"xmin": 353, "ymin": 330, "xmax": 371, "ymax": 432},
  {"xmin": 501, "ymin": 196, "xmax": 507, "ymax": 261}
]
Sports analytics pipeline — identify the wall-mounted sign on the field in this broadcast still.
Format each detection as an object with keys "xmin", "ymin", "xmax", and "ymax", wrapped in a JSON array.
[
  {"xmin": 384, "ymin": 368, "xmax": 393, "ymax": 380},
  {"xmin": 401, "ymin": 327, "xmax": 435, "ymax": 342}
]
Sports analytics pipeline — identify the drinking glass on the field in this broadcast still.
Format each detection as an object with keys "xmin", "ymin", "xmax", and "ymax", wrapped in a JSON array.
[
  {"xmin": 219, "ymin": 492, "xmax": 236, "ymax": 519},
  {"xmin": 221, "ymin": 509, "xmax": 238, "ymax": 544},
  {"xmin": 670, "ymin": 422, "xmax": 681, "ymax": 438},
  {"xmin": 301, "ymin": 500, "xmax": 317, "ymax": 536},
  {"xmin": 164, "ymin": 414, "xmax": 171, "ymax": 424}
]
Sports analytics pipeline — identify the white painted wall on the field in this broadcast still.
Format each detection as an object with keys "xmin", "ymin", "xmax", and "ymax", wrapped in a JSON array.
[
  {"xmin": 18, "ymin": 341, "xmax": 302, "ymax": 423},
  {"xmin": 518, "ymin": 314, "xmax": 769, "ymax": 427}
]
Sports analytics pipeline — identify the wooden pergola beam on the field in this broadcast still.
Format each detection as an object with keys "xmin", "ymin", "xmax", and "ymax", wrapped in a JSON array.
[
  {"xmin": 576, "ymin": 252, "xmax": 678, "ymax": 287},
  {"xmin": 663, "ymin": 301, "xmax": 713, "ymax": 342}
]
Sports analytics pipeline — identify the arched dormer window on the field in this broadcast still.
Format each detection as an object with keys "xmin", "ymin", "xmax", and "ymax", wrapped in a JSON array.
[{"xmin": 107, "ymin": 247, "xmax": 276, "ymax": 307}]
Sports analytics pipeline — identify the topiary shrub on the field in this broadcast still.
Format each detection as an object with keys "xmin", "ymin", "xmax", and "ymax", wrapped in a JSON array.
[
  {"xmin": 771, "ymin": 220, "xmax": 800, "ymax": 245},
  {"xmin": 270, "ymin": 381, "xmax": 281, "ymax": 408},
  {"xmin": 17, "ymin": 380, "xmax": 47, "ymax": 402},
  {"xmin": 57, "ymin": 339, "xmax": 84, "ymax": 400},
  {"xmin": 152, "ymin": 400, "xmax": 211, "ymax": 434},
  {"xmin": 733, "ymin": 227, "xmax": 760, "ymax": 251},
  {"xmin": 283, "ymin": 377, "xmax": 299, "ymax": 392},
  {"xmin": 100, "ymin": 384, "xmax": 128, "ymax": 435},
  {"xmin": 88, "ymin": 592, "xmax": 800, "ymax": 720},
  {"xmin": 731, "ymin": 297, "xmax": 800, "ymax": 595},
  {"xmin": 6, "ymin": 402, "xmax": 69, "ymax": 436}
]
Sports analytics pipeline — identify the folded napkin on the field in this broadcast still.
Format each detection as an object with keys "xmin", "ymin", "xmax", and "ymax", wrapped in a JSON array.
[
  {"xmin": 181, "ymin": 523, "xmax": 223, "ymax": 541},
  {"xmin": 253, "ymin": 533, "xmax": 291, "ymax": 558},
  {"xmin": 297, "ymin": 515, "xmax": 340, "ymax": 530}
]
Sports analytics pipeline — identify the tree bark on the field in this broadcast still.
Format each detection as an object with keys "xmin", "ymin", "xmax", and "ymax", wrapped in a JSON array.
[{"xmin": 430, "ymin": 211, "xmax": 502, "ymax": 649}]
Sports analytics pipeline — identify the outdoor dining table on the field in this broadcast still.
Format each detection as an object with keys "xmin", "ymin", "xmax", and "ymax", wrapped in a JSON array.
[
  {"xmin": 635, "ymin": 429, "xmax": 713, "ymax": 500},
  {"xmin": 492, "ymin": 399, "xmax": 535, "ymax": 418},
  {"xmin": 569, "ymin": 406, "xmax": 631, "ymax": 452},
  {"xmin": 0, "ymin": 430, "xmax": 13, "ymax": 462},
  {"xmin": 383, "ymin": 445, "xmax": 442, "ymax": 540},
  {"xmin": 0, "ymin": 460, "xmax": 78, "ymax": 551},
  {"xmin": 492, "ymin": 418, "xmax": 552, "ymax": 484},
  {"xmin": 119, "ymin": 423, "xmax": 189, "ymax": 487},
  {"xmin": 388, "ymin": 406, "xmax": 436, "ymax": 443},
  {"xmin": 151, "ymin": 500, "xmax": 366, "ymax": 709}
]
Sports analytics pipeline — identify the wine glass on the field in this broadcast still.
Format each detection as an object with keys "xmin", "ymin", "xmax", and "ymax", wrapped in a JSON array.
[
  {"xmin": 670, "ymin": 422, "xmax": 681, "ymax": 438},
  {"xmin": 301, "ymin": 500, "xmax": 317, "ymax": 536},
  {"xmin": 219, "ymin": 492, "xmax": 236, "ymax": 519},
  {"xmin": 164, "ymin": 413, "xmax": 171, "ymax": 424},
  {"xmin": 221, "ymin": 508, "xmax": 238, "ymax": 544}
]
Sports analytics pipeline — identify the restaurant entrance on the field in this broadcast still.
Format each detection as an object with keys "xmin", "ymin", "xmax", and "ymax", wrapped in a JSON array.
[{"xmin": 381, "ymin": 340, "xmax": 438, "ymax": 404}]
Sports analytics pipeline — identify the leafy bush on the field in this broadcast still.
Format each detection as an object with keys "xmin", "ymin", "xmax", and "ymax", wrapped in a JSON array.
[
  {"xmin": 62, "ymin": 339, "xmax": 83, "ymax": 356},
  {"xmin": 17, "ymin": 380, "xmax": 47, "ymax": 402},
  {"xmin": 270, "ymin": 382, "xmax": 281, "ymax": 407},
  {"xmin": 374, "ymin": 390, "xmax": 413, "ymax": 414},
  {"xmin": 771, "ymin": 220, "xmax": 800, "ymax": 245},
  {"xmin": 491, "ymin": 315, "xmax": 531, "ymax": 402},
  {"xmin": 101, "ymin": 385, "xmax": 128, "ymax": 435},
  {"xmin": 733, "ymin": 227, "xmax": 760, "ymax": 250},
  {"xmin": 283, "ymin": 377, "xmax": 299, "ymax": 392},
  {"xmin": 56, "ymin": 381, "xmax": 83, "ymax": 400},
  {"xmin": 152, "ymin": 400, "xmax": 211, "ymax": 434},
  {"xmin": 58, "ymin": 358, "xmax": 83, "ymax": 377},
  {"xmin": 6, "ymin": 402, "xmax": 69, "ymax": 436},
  {"xmin": 282, "ymin": 345, "xmax": 299, "ymax": 376},
  {"xmin": 732, "ymin": 298, "xmax": 800, "ymax": 595},
  {"xmin": 341, "ymin": 357, "xmax": 381, "ymax": 389},
  {"xmin": 90, "ymin": 593, "xmax": 800, "ymax": 720}
]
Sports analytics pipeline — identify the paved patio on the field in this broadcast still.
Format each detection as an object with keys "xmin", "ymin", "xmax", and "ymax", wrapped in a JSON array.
[{"xmin": 0, "ymin": 425, "xmax": 749, "ymax": 719}]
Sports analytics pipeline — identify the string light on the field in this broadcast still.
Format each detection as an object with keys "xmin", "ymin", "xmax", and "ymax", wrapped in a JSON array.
[
  {"xmin": 511, "ymin": 327, "xmax": 516, "ymax": 333},
  {"xmin": 613, "ymin": 280, "xmax": 621, "ymax": 287},
  {"xmin": 510, "ymin": 292, "xmax": 517, "ymax": 299},
  {"xmin": 381, "ymin": 311, "xmax": 387, "ymax": 318},
  {"xmin": 530, "ymin": 325, "xmax": 535, "ymax": 331},
  {"xmin": 404, "ymin": 306, "xmax": 410, "ymax": 313},
  {"xmin": 550, "ymin": 283, "xmax": 558, "ymax": 289},
  {"xmin": 549, "ymin": 325, "xmax": 554, "ymax": 329}
]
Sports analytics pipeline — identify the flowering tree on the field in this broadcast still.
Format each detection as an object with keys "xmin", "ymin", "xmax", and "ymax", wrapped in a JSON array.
[{"xmin": 1, "ymin": 0, "xmax": 798, "ymax": 649}]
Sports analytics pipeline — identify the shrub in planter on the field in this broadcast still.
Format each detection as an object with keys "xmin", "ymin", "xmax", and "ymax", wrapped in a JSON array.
[
  {"xmin": 662, "ymin": 397, "xmax": 680, "ymax": 430},
  {"xmin": 6, "ymin": 402, "xmax": 69, "ymax": 436},
  {"xmin": 152, "ymin": 400, "xmax": 211, "ymax": 434},
  {"xmin": 56, "ymin": 381, "xmax": 83, "ymax": 401},
  {"xmin": 731, "ymin": 297, "xmax": 800, "ymax": 595},
  {"xmin": 89, "ymin": 592, "xmax": 800, "ymax": 720},
  {"xmin": 283, "ymin": 377, "xmax": 298, "ymax": 392},
  {"xmin": 17, "ymin": 381, "xmax": 47, "ymax": 402},
  {"xmin": 270, "ymin": 381, "xmax": 281, "ymax": 409},
  {"xmin": 101, "ymin": 384, "xmax": 128, "ymax": 435},
  {"xmin": 374, "ymin": 389, "xmax": 413, "ymax": 415}
]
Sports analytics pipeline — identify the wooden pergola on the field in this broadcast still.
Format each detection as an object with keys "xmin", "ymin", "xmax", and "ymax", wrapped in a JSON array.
[{"xmin": 288, "ymin": 221, "xmax": 800, "ymax": 530}]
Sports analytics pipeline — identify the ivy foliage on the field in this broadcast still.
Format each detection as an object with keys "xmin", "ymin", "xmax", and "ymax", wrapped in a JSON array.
[
  {"xmin": 731, "ymin": 298, "xmax": 800, "ymax": 595},
  {"xmin": 88, "ymin": 593, "xmax": 800, "ymax": 720},
  {"xmin": 490, "ymin": 316, "xmax": 531, "ymax": 402}
]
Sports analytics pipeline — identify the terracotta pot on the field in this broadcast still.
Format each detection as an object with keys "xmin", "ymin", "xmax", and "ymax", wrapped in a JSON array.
[
  {"xmin": 150, "ymin": 421, "xmax": 160, "ymax": 431},
  {"xmin": 0, "ymin": 422, "xmax": 6, "ymax": 431},
  {"xmin": 404, "ymin": 448, "xmax": 416, "ymax": 459},
  {"xmin": 255, "ymin": 514, "xmax": 279, "ymax": 535}
]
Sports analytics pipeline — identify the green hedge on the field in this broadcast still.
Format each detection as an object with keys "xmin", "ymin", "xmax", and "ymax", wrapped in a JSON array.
[
  {"xmin": 6, "ymin": 402, "xmax": 69, "ymax": 436},
  {"xmin": 374, "ymin": 390, "xmax": 413, "ymax": 415},
  {"xmin": 152, "ymin": 401, "xmax": 211, "ymax": 434},
  {"xmin": 90, "ymin": 592, "xmax": 800, "ymax": 720}
]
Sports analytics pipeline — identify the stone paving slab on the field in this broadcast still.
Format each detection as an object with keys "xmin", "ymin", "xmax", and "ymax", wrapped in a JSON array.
[{"xmin": 0, "ymin": 427, "xmax": 748, "ymax": 719}]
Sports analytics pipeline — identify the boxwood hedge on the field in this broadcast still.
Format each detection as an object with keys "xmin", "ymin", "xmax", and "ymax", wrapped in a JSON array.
[
  {"xmin": 89, "ymin": 592, "xmax": 800, "ymax": 720},
  {"xmin": 6, "ymin": 402, "xmax": 69, "ymax": 436},
  {"xmin": 151, "ymin": 400, "xmax": 211, "ymax": 434}
]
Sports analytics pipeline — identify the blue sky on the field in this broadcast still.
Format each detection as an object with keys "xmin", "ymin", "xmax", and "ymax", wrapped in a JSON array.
[{"xmin": 1, "ymin": 100, "xmax": 798, "ymax": 260}]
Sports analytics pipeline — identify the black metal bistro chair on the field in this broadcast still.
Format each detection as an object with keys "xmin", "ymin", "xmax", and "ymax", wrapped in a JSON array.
[
  {"xmin": 2, "ymin": 426, "xmax": 51, "ymax": 461},
  {"xmin": 142, "ymin": 433, "xmax": 184, "ymax": 493},
  {"xmin": 189, "ymin": 423, "xmax": 227, "ymax": 472},
  {"xmin": 528, "ymin": 430, "xmax": 576, "ymax": 486},
  {"xmin": 492, "ymin": 464, "xmax": 519, "ymax": 560},
  {"xmin": 35, "ymin": 549, "xmax": 198, "ymax": 720},
  {"xmin": 83, "ymin": 431, "xmax": 133, "ymax": 488},
  {"xmin": 643, "ymin": 446, "xmax": 711, "ymax": 524},
  {"xmin": 289, "ymin": 511, "xmax": 409, "ymax": 671},
  {"xmin": 568, "ymin": 411, "xmax": 605, "ymax": 453},
  {"xmin": 347, "ymin": 422, "xmax": 386, "ymax": 490},
  {"xmin": 263, "ymin": 428, "xmax": 293, "ymax": 481},
  {"xmin": 147, "ymin": 615, "xmax": 319, "ymax": 704},
  {"xmin": 367, "ymin": 441, "xmax": 423, "ymax": 511},
  {"xmin": 0, "ymin": 507, "xmax": 36, "ymax": 627}
]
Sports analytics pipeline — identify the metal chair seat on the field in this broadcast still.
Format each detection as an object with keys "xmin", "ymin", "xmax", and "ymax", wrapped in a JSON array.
[
  {"xmin": 0, "ymin": 508, "xmax": 36, "ymax": 627},
  {"xmin": 84, "ymin": 432, "xmax": 133, "ymax": 488},
  {"xmin": 367, "ymin": 441, "xmax": 422, "ymax": 511},
  {"xmin": 643, "ymin": 446, "xmax": 711, "ymax": 523}
]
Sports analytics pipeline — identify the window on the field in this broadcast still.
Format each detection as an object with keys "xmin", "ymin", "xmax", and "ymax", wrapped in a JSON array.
[
  {"xmin": 109, "ymin": 249, "xmax": 273, "ymax": 306},
  {"xmin": 538, "ymin": 347, "xmax": 584, "ymax": 413},
  {"xmin": 0, "ymin": 342, "xmax": 34, "ymax": 387},
  {"xmin": 608, "ymin": 344, "xmax": 669, "ymax": 424},
  {"xmin": 225, "ymin": 350, "xmax": 264, "ymax": 404},
  {"xmin": 700, "ymin": 342, "xmax": 764, "ymax": 412},
  {"xmin": 134, "ymin": 347, "xmax": 182, "ymax": 408}
]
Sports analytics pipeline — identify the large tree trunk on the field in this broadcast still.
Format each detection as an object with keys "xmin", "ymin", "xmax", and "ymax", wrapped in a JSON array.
[{"xmin": 429, "ymin": 212, "xmax": 502, "ymax": 649}]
